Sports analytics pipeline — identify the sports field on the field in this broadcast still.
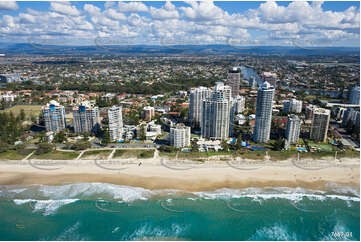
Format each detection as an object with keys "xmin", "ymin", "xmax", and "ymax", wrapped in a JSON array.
[{"xmin": 0, "ymin": 105, "xmax": 43, "ymax": 117}]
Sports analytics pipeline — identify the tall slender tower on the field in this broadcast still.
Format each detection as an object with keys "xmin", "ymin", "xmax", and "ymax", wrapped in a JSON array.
[
  {"xmin": 310, "ymin": 108, "xmax": 330, "ymax": 142},
  {"xmin": 73, "ymin": 101, "xmax": 100, "ymax": 133},
  {"xmin": 42, "ymin": 100, "xmax": 66, "ymax": 132},
  {"xmin": 201, "ymin": 82, "xmax": 232, "ymax": 140},
  {"xmin": 108, "ymin": 105, "xmax": 123, "ymax": 141},
  {"xmin": 285, "ymin": 114, "xmax": 301, "ymax": 144},
  {"xmin": 349, "ymin": 86, "xmax": 360, "ymax": 105},
  {"xmin": 253, "ymin": 81, "xmax": 275, "ymax": 143},
  {"xmin": 189, "ymin": 86, "xmax": 212, "ymax": 127},
  {"xmin": 225, "ymin": 67, "xmax": 241, "ymax": 98}
]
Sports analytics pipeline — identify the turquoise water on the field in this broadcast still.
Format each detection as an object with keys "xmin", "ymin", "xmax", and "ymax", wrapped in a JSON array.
[{"xmin": 0, "ymin": 183, "xmax": 359, "ymax": 241}]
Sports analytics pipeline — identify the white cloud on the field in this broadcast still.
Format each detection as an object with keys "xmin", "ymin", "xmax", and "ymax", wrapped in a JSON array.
[
  {"xmin": 150, "ymin": 1, "xmax": 179, "ymax": 20},
  {"xmin": 118, "ymin": 2, "xmax": 148, "ymax": 13},
  {"xmin": 180, "ymin": 1, "xmax": 225, "ymax": 21},
  {"xmin": 0, "ymin": 1, "xmax": 18, "ymax": 11},
  {"xmin": 50, "ymin": 2, "xmax": 80, "ymax": 16},
  {"xmin": 104, "ymin": 9, "xmax": 126, "ymax": 20},
  {"xmin": 19, "ymin": 13, "xmax": 36, "ymax": 23},
  {"xmin": 0, "ymin": 1, "xmax": 359, "ymax": 46},
  {"xmin": 84, "ymin": 4, "xmax": 101, "ymax": 16}
]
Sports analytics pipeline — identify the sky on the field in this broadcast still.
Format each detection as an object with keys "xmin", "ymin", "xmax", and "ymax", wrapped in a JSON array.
[{"xmin": 0, "ymin": 1, "xmax": 359, "ymax": 47}]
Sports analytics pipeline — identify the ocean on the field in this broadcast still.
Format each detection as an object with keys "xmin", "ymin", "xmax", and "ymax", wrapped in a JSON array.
[{"xmin": 0, "ymin": 183, "xmax": 359, "ymax": 241}]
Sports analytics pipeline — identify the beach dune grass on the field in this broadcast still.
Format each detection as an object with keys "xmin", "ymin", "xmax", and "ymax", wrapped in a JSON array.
[
  {"xmin": 113, "ymin": 149, "xmax": 154, "ymax": 159},
  {"xmin": 81, "ymin": 150, "xmax": 112, "ymax": 159},
  {"xmin": 268, "ymin": 150, "xmax": 298, "ymax": 161},
  {"xmin": 0, "ymin": 149, "xmax": 34, "ymax": 160},
  {"xmin": 30, "ymin": 150, "xmax": 79, "ymax": 160},
  {"xmin": 159, "ymin": 150, "xmax": 264, "ymax": 161}
]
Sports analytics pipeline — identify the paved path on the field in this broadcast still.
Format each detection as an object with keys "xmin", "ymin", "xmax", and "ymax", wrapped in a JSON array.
[
  {"xmin": 153, "ymin": 149, "xmax": 159, "ymax": 159},
  {"xmin": 22, "ymin": 151, "xmax": 35, "ymax": 161},
  {"xmin": 76, "ymin": 150, "xmax": 86, "ymax": 160},
  {"xmin": 108, "ymin": 149, "xmax": 116, "ymax": 160}
]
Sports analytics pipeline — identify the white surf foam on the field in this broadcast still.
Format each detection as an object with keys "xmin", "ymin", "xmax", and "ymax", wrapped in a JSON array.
[
  {"xmin": 249, "ymin": 223, "xmax": 298, "ymax": 241},
  {"xmin": 37, "ymin": 183, "xmax": 154, "ymax": 202},
  {"xmin": 121, "ymin": 223, "xmax": 186, "ymax": 240},
  {"xmin": 192, "ymin": 187, "xmax": 360, "ymax": 203},
  {"xmin": 13, "ymin": 198, "xmax": 79, "ymax": 216}
]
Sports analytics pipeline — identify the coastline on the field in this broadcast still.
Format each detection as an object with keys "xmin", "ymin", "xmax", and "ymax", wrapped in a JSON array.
[{"xmin": 0, "ymin": 157, "xmax": 359, "ymax": 192}]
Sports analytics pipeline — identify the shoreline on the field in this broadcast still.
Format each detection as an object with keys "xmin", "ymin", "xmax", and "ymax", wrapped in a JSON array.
[{"xmin": 0, "ymin": 157, "xmax": 359, "ymax": 192}]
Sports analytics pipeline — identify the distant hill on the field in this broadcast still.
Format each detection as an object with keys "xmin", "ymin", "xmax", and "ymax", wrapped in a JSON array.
[{"xmin": 0, "ymin": 43, "xmax": 359, "ymax": 56}]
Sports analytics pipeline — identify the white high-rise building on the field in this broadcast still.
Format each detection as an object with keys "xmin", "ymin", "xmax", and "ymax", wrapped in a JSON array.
[
  {"xmin": 285, "ymin": 114, "xmax": 301, "ymax": 144},
  {"xmin": 73, "ymin": 101, "xmax": 100, "ymax": 133},
  {"xmin": 342, "ymin": 108, "xmax": 359, "ymax": 127},
  {"xmin": 108, "ymin": 105, "xmax": 123, "ymax": 141},
  {"xmin": 349, "ymin": 86, "xmax": 360, "ymax": 105},
  {"xmin": 225, "ymin": 67, "xmax": 241, "ymax": 98},
  {"xmin": 201, "ymin": 82, "xmax": 232, "ymax": 140},
  {"xmin": 142, "ymin": 106, "xmax": 155, "ymax": 121},
  {"xmin": 170, "ymin": 123, "xmax": 191, "ymax": 148},
  {"xmin": 283, "ymin": 99, "xmax": 302, "ymax": 113},
  {"xmin": 232, "ymin": 96, "xmax": 246, "ymax": 114},
  {"xmin": 253, "ymin": 81, "xmax": 275, "ymax": 143},
  {"xmin": 0, "ymin": 92, "xmax": 17, "ymax": 102},
  {"xmin": 310, "ymin": 108, "xmax": 330, "ymax": 142},
  {"xmin": 42, "ymin": 100, "xmax": 66, "ymax": 132},
  {"xmin": 189, "ymin": 87, "xmax": 212, "ymax": 127},
  {"xmin": 229, "ymin": 95, "xmax": 246, "ymax": 137}
]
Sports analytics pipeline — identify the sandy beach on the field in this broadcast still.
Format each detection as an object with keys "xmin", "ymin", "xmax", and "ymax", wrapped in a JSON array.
[{"xmin": 0, "ymin": 156, "xmax": 359, "ymax": 192}]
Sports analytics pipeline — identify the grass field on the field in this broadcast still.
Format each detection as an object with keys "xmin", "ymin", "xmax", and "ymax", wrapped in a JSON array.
[
  {"xmin": 113, "ymin": 149, "xmax": 154, "ymax": 159},
  {"xmin": 0, "ymin": 105, "xmax": 43, "ymax": 117},
  {"xmin": 31, "ymin": 150, "xmax": 79, "ymax": 160},
  {"xmin": 307, "ymin": 141, "xmax": 334, "ymax": 152},
  {"xmin": 81, "ymin": 150, "xmax": 111, "ymax": 159}
]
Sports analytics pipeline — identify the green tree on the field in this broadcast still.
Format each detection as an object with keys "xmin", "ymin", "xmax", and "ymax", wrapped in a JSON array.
[
  {"xmin": 221, "ymin": 140, "xmax": 229, "ymax": 152},
  {"xmin": 273, "ymin": 138, "xmax": 285, "ymax": 151},
  {"xmin": 71, "ymin": 141, "xmax": 91, "ymax": 150},
  {"xmin": 159, "ymin": 145, "xmax": 175, "ymax": 153},
  {"xmin": 101, "ymin": 127, "xmax": 110, "ymax": 145},
  {"xmin": 0, "ymin": 142, "xmax": 9, "ymax": 153},
  {"xmin": 35, "ymin": 143, "xmax": 54, "ymax": 155},
  {"xmin": 235, "ymin": 134, "xmax": 242, "ymax": 150},
  {"xmin": 139, "ymin": 124, "xmax": 146, "ymax": 140},
  {"xmin": 19, "ymin": 109, "xmax": 26, "ymax": 121},
  {"xmin": 54, "ymin": 131, "xmax": 66, "ymax": 143},
  {"xmin": 191, "ymin": 138, "xmax": 198, "ymax": 152}
]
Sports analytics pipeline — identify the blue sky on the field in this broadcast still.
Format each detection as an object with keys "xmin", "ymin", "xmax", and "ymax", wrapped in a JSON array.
[{"xmin": 0, "ymin": 1, "xmax": 359, "ymax": 47}]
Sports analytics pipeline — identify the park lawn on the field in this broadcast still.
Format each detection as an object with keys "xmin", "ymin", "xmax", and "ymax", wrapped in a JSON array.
[
  {"xmin": 1, "ymin": 105, "xmax": 43, "ymax": 117},
  {"xmin": 304, "ymin": 95, "xmax": 317, "ymax": 100},
  {"xmin": 114, "ymin": 149, "xmax": 154, "ymax": 159},
  {"xmin": 296, "ymin": 138, "xmax": 305, "ymax": 146},
  {"xmin": 81, "ymin": 150, "xmax": 111, "ymax": 159},
  {"xmin": 31, "ymin": 150, "xmax": 79, "ymax": 160},
  {"xmin": 190, "ymin": 133, "xmax": 201, "ymax": 139},
  {"xmin": 307, "ymin": 141, "xmax": 334, "ymax": 152}
]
